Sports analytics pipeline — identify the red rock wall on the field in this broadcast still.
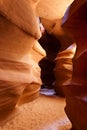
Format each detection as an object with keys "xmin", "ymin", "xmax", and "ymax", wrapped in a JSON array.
[{"xmin": 62, "ymin": 0, "xmax": 87, "ymax": 129}]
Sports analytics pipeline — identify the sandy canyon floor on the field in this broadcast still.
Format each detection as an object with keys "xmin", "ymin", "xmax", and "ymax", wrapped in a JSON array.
[{"xmin": 0, "ymin": 92, "xmax": 72, "ymax": 130}]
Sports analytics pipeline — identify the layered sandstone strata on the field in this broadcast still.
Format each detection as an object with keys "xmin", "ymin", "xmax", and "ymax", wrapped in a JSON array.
[
  {"xmin": 62, "ymin": 0, "xmax": 87, "ymax": 129},
  {"xmin": 54, "ymin": 43, "xmax": 76, "ymax": 96},
  {"xmin": 0, "ymin": 0, "xmax": 46, "ymax": 125}
]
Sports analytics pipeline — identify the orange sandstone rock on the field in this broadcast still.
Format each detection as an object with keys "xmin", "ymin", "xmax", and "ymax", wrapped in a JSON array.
[{"xmin": 0, "ymin": 1, "xmax": 46, "ymax": 125}]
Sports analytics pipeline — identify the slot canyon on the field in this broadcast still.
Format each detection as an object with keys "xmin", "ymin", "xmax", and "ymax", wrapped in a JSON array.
[{"xmin": 0, "ymin": 0, "xmax": 87, "ymax": 130}]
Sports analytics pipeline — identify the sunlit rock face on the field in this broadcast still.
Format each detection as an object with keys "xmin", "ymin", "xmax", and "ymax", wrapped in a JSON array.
[
  {"xmin": 36, "ymin": 0, "xmax": 74, "ymax": 51},
  {"xmin": 54, "ymin": 43, "xmax": 76, "ymax": 96},
  {"xmin": 62, "ymin": 0, "xmax": 87, "ymax": 129},
  {"xmin": 0, "ymin": 0, "xmax": 46, "ymax": 125},
  {"xmin": 36, "ymin": 0, "xmax": 74, "ymax": 19},
  {"xmin": 0, "ymin": 0, "xmax": 41, "ymax": 39},
  {"xmin": 41, "ymin": 18, "xmax": 74, "ymax": 51}
]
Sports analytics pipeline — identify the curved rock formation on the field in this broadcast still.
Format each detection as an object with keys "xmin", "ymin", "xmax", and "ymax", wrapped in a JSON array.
[
  {"xmin": 0, "ymin": 0, "xmax": 82, "ymax": 128},
  {"xmin": 37, "ymin": 0, "xmax": 75, "ymax": 91},
  {"xmin": 40, "ymin": 17, "xmax": 74, "ymax": 51},
  {"xmin": 36, "ymin": 0, "xmax": 74, "ymax": 90},
  {"xmin": 0, "ymin": 0, "xmax": 46, "ymax": 125},
  {"xmin": 0, "ymin": 0, "xmax": 41, "ymax": 39},
  {"xmin": 62, "ymin": 0, "xmax": 87, "ymax": 129},
  {"xmin": 54, "ymin": 43, "xmax": 76, "ymax": 96},
  {"xmin": 36, "ymin": 0, "xmax": 74, "ymax": 20}
]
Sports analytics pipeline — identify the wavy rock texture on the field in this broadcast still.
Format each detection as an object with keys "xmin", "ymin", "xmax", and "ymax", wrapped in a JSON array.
[
  {"xmin": 0, "ymin": 0, "xmax": 41, "ymax": 39},
  {"xmin": 62, "ymin": 0, "xmax": 87, "ymax": 129},
  {"xmin": 0, "ymin": 12, "xmax": 46, "ymax": 125},
  {"xmin": 38, "ymin": 0, "xmax": 75, "ymax": 93},
  {"xmin": 0, "ymin": 0, "xmax": 78, "ymax": 128},
  {"xmin": 54, "ymin": 43, "xmax": 76, "ymax": 96},
  {"xmin": 36, "ymin": 0, "xmax": 75, "ymax": 91},
  {"xmin": 36, "ymin": 0, "xmax": 74, "ymax": 51}
]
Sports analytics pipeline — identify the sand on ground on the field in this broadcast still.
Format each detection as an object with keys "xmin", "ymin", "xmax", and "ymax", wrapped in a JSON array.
[{"xmin": 0, "ymin": 94, "xmax": 72, "ymax": 130}]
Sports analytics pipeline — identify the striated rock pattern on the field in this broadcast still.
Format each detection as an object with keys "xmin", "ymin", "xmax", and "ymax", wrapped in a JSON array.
[
  {"xmin": 62, "ymin": 0, "xmax": 87, "ymax": 129},
  {"xmin": 0, "ymin": 0, "xmax": 74, "ymax": 125},
  {"xmin": 0, "ymin": 0, "xmax": 46, "ymax": 125},
  {"xmin": 54, "ymin": 43, "xmax": 76, "ymax": 96}
]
